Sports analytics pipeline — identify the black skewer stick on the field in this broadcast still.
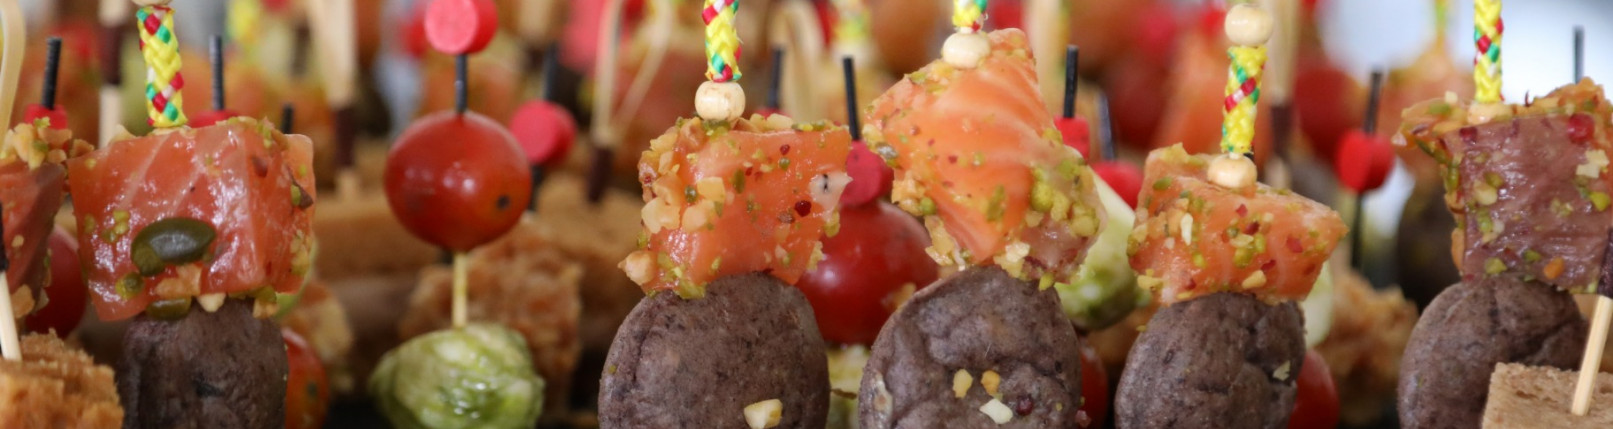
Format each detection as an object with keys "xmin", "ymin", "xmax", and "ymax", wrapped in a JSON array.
[
  {"xmin": 766, "ymin": 48, "xmax": 785, "ymax": 112},
  {"xmin": 528, "ymin": 44, "xmax": 563, "ymax": 213},
  {"xmin": 210, "ymin": 35, "xmax": 225, "ymax": 112},
  {"xmin": 1097, "ymin": 93, "xmax": 1116, "ymax": 162},
  {"xmin": 1575, "ymin": 26, "xmax": 1586, "ymax": 82},
  {"xmin": 843, "ymin": 56, "xmax": 860, "ymax": 138},
  {"xmin": 1063, "ymin": 46, "xmax": 1078, "ymax": 120},
  {"xmin": 1350, "ymin": 69, "xmax": 1386, "ymax": 271},
  {"xmin": 455, "ymin": 54, "xmax": 470, "ymax": 115},
  {"xmin": 280, "ymin": 104, "xmax": 295, "ymax": 134},
  {"xmin": 41, "ymin": 37, "xmax": 62, "ymax": 110}
]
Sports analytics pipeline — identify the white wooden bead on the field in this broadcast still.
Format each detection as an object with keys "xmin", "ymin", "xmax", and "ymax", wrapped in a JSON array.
[
  {"xmin": 1224, "ymin": 4, "xmax": 1273, "ymax": 47},
  {"xmin": 941, "ymin": 32, "xmax": 990, "ymax": 69},
  {"xmin": 131, "ymin": 0, "xmax": 173, "ymax": 6},
  {"xmin": 696, "ymin": 81, "xmax": 747, "ymax": 122},
  {"xmin": 1207, "ymin": 154, "xmax": 1258, "ymax": 189}
]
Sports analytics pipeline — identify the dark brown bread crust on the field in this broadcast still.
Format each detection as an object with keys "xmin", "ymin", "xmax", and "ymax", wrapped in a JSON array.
[
  {"xmin": 1397, "ymin": 278, "xmax": 1587, "ymax": 429},
  {"xmin": 598, "ymin": 272, "xmax": 829, "ymax": 429},
  {"xmin": 1114, "ymin": 293, "xmax": 1306, "ymax": 429},
  {"xmin": 858, "ymin": 266, "xmax": 1083, "ymax": 429},
  {"xmin": 118, "ymin": 299, "xmax": 287, "ymax": 429}
]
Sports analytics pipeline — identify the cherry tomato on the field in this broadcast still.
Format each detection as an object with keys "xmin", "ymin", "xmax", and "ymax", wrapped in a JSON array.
[
  {"xmin": 401, "ymin": 1, "xmax": 431, "ymax": 59},
  {"xmin": 188, "ymin": 109, "xmax": 241, "ymax": 128},
  {"xmin": 1133, "ymin": 2, "xmax": 1180, "ymax": 67},
  {"xmin": 1287, "ymin": 350, "xmax": 1340, "ymax": 429},
  {"xmin": 988, "ymin": 0, "xmax": 1025, "ymax": 31},
  {"xmin": 1295, "ymin": 61, "xmax": 1365, "ymax": 164},
  {"xmin": 1334, "ymin": 130, "xmax": 1395, "ymax": 194},
  {"xmin": 1078, "ymin": 339, "xmax": 1109, "ymax": 428},
  {"xmin": 1056, "ymin": 117, "xmax": 1091, "ymax": 158},
  {"xmin": 425, "ymin": 0, "xmax": 500, "ymax": 55},
  {"xmin": 796, "ymin": 201, "xmax": 938, "ymax": 345},
  {"xmin": 22, "ymin": 105, "xmax": 69, "ymax": 130},
  {"xmin": 840, "ymin": 141, "xmax": 893, "ymax": 207},
  {"xmin": 284, "ymin": 328, "xmax": 330, "ymax": 429},
  {"xmin": 385, "ymin": 111, "xmax": 532, "ymax": 252},
  {"xmin": 24, "ymin": 227, "xmax": 85, "ymax": 335},
  {"xmin": 1102, "ymin": 55, "xmax": 1167, "ymax": 149},
  {"xmin": 508, "ymin": 101, "xmax": 578, "ymax": 167},
  {"xmin": 1092, "ymin": 162, "xmax": 1143, "ymax": 208}
]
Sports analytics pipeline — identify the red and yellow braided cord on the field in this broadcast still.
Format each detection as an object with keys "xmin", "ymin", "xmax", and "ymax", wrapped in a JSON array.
[
  {"xmin": 701, "ymin": 0, "xmax": 741, "ymax": 82},
  {"xmin": 1474, "ymin": 0, "xmax": 1502, "ymax": 103},
  {"xmin": 951, "ymin": 0, "xmax": 987, "ymax": 33},
  {"xmin": 136, "ymin": 5, "xmax": 187, "ymax": 128},
  {"xmin": 1221, "ymin": 45, "xmax": 1266, "ymax": 157}
]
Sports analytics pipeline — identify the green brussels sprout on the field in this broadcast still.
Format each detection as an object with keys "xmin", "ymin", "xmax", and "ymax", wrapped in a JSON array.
[
  {"xmin": 1058, "ymin": 180, "xmax": 1147, "ymax": 331},
  {"xmin": 370, "ymin": 324, "xmax": 545, "ymax": 429}
]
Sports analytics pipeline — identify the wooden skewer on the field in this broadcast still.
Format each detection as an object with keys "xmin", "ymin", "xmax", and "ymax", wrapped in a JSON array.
[
  {"xmin": 765, "ymin": 0, "xmax": 824, "ymax": 119},
  {"xmin": 1571, "ymin": 33, "xmax": 1605, "ymax": 416},
  {"xmin": 98, "ymin": 0, "xmax": 128, "ymax": 146},
  {"xmin": 1026, "ymin": 0, "xmax": 1065, "ymax": 113},
  {"xmin": 0, "ymin": 0, "xmax": 25, "ymax": 362},
  {"xmin": 451, "ymin": 252, "xmax": 469, "ymax": 328},
  {"xmin": 307, "ymin": 0, "xmax": 360, "ymax": 200}
]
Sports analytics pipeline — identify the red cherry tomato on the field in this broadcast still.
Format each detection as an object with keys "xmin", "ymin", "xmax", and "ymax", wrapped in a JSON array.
[
  {"xmin": 1092, "ymin": 162, "xmax": 1143, "ymax": 208},
  {"xmin": 188, "ymin": 109, "xmax": 240, "ymax": 128},
  {"xmin": 1133, "ymin": 3, "xmax": 1180, "ymax": 66},
  {"xmin": 796, "ymin": 201, "xmax": 938, "ymax": 345},
  {"xmin": 385, "ymin": 111, "xmax": 532, "ymax": 252},
  {"xmin": 1102, "ymin": 56, "xmax": 1167, "ymax": 149},
  {"xmin": 1078, "ymin": 339, "xmax": 1109, "ymax": 428},
  {"xmin": 988, "ymin": 0, "xmax": 1025, "ymax": 31},
  {"xmin": 1287, "ymin": 350, "xmax": 1340, "ymax": 429},
  {"xmin": 1295, "ymin": 62, "xmax": 1364, "ymax": 163},
  {"xmin": 840, "ymin": 141, "xmax": 893, "ymax": 207},
  {"xmin": 284, "ymin": 328, "xmax": 330, "ymax": 429},
  {"xmin": 24, "ymin": 227, "xmax": 84, "ymax": 336},
  {"xmin": 509, "ymin": 101, "xmax": 578, "ymax": 167},
  {"xmin": 22, "ymin": 105, "xmax": 68, "ymax": 130},
  {"xmin": 1055, "ymin": 117, "xmax": 1091, "ymax": 158},
  {"xmin": 1334, "ymin": 130, "xmax": 1395, "ymax": 193},
  {"xmin": 425, "ymin": 0, "xmax": 500, "ymax": 55}
]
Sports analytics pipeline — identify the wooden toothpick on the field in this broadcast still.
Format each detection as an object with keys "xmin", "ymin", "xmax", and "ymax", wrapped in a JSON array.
[
  {"xmin": 0, "ymin": 0, "xmax": 26, "ymax": 361},
  {"xmin": 1573, "ymin": 229, "xmax": 1613, "ymax": 415}
]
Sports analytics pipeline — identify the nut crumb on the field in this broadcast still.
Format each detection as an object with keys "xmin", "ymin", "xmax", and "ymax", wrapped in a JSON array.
[
  {"xmin": 743, "ymin": 399, "xmax": 782, "ymax": 429},
  {"xmin": 953, "ymin": 369, "xmax": 974, "ymax": 398}
]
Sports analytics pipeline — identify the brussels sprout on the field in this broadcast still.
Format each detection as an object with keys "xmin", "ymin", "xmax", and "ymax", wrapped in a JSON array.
[
  {"xmin": 1058, "ymin": 180, "xmax": 1146, "ymax": 331},
  {"xmin": 370, "ymin": 324, "xmax": 545, "ymax": 429}
]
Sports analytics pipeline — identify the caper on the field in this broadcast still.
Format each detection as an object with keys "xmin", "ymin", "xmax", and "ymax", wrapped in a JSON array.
[
  {"xmin": 115, "ymin": 273, "xmax": 144, "ymax": 299},
  {"xmin": 145, "ymin": 298, "xmax": 192, "ymax": 321},
  {"xmin": 131, "ymin": 218, "xmax": 216, "ymax": 275}
]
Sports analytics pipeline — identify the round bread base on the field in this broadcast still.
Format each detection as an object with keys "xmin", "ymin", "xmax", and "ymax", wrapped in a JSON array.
[
  {"xmin": 858, "ymin": 266, "xmax": 1083, "ymax": 428},
  {"xmin": 598, "ymin": 272, "xmax": 830, "ymax": 429},
  {"xmin": 1397, "ymin": 278, "xmax": 1588, "ymax": 429},
  {"xmin": 1114, "ymin": 292, "xmax": 1305, "ymax": 429}
]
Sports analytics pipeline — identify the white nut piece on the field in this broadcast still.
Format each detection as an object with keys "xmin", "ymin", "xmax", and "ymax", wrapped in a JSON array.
[
  {"xmin": 196, "ymin": 293, "xmax": 226, "ymax": 313},
  {"xmin": 1207, "ymin": 154, "xmax": 1258, "ymax": 189},
  {"xmin": 1224, "ymin": 3, "xmax": 1274, "ymax": 46},
  {"xmin": 131, "ymin": 0, "xmax": 173, "ymax": 6},
  {"xmin": 695, "ymin": 81, "xmax": 747, "ymax": 122},
  {"xmin": 942, "ymin": 32, "xmax": 991, "ymax": 69},
  {"xmin": 979, "ymin": 398, "xmax": 1014, "ymax": 424},
  {"xmin": 743, "ymin": 399, "xmax": 783, "ymax": 429}
]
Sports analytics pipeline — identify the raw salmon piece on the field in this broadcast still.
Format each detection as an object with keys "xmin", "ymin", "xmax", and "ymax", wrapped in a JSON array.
[
  {"xmin": 68, "ymin": 118, "xmax": 316, "ymax": 321},
  {"xmin": 621, "ymin": 114, "xmax": 851, "ymax": 296},
  {"xmin": 864, "ymin": 28, "xmax": 1106, "ymax": 284},
  {"xmin": 1128, "ymin": 145, "xmax": 1345, "ymax": 304},
  {"xmin": 0, "ymin": 121, "xmax": 93, "ymax": 317}
]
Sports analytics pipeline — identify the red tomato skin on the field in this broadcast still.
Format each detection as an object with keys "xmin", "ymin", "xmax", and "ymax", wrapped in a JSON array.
[
  {"xmin": 25, "ymin": 227, "xmax": 85, "ymax": 336},
  {"xmin": 1078, "ymin": 340, "xmax": 1110, "ymax": 427},
  {"xmin": 385, "ymin": 111, "xmax": 531, "ymax": 252},
  {"xmin": 1287, "ymin": 350, "xmax": 1340, "ymax": 429},
  {"xmin": 425, "ymin": 0, "xmax": 500, "ymax": 55},
  {"xmin": 23, "ymin": 105, "xmax": 69, "ymax": 130},
  {"xmin": 1056, "ymin": 117, "xmax": 1091, "ymax": 158},
  {"xmin": 508, "ymin": 101, "xmax": 577, "ymax": 167},
  {"xmin": 188, "ymin": 110, "xmax": 241, "ymax": 128},
  {"xmin": 840, "ymin": 142, "xmax": 892, "ymax": 207},
  {"xmin": 795, "ymin": 202, "xmax": 938, "ymax": 345},
  {"xmin": 283, "ymin": 328, "xmax": 330, "ymax": 429},
  {"xmin": 1092, "ymin": 162, "xmax": 1142, "ymax": 208},
  {"xmin": 1334, "ymin": 130, "xmax": 1395, "ymax": 194}
]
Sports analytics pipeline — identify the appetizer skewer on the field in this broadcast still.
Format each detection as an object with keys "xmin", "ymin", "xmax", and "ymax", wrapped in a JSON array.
[
  {"xmin": 1115, "ymin": 4, "xmax": 1346, "ymax": 428},
  {"xmin": 1395, "ymin": 1, "xmax": 1607, "ymax": 426},
  {"xmin": 855, "ymin": 1, "xmax": 1104, "ymax": 426},
  {"xmin": 602, "ymin": 2, "xmax": 847, "ymax": 426}
]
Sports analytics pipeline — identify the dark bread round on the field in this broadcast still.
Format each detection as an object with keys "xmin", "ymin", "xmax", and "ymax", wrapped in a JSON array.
[
  {"xmin": 117, "ymin": 298, "xmax": 288, "ymax": 429},
  {"xmin": 1114, "ymin": 292, "xmax": 1305, "ymax": 429},
  {"xmin": 1397, "ymin": 278, "xmax": 1587, "ymax": 429},
  {"xmin": 858, "ymin": 266, "xmax": 1083, "ymax": 429},
  {"xmin": 598, "ymin": 272, "xmax": 829, "ymax": 429}
]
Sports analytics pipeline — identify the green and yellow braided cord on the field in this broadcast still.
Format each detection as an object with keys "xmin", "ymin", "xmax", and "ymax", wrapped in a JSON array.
[
  {"xmin": 702, "ymin": 0, "xmax": 741, "ymax": 82},
  {"xmin": 1474, "ymin": 0, "xmax": 1502, "ymax": 103},
  {"xmin": 137, "ymin": 5, "xmax": 187, "ymax": 128},
  {"xmin": 951, "ymin": 0, "xmax": 986, "ymax": 32},
  {"xmin": 1220, "ymin": 45, "xmax": 1267, "ymax": 157}
]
